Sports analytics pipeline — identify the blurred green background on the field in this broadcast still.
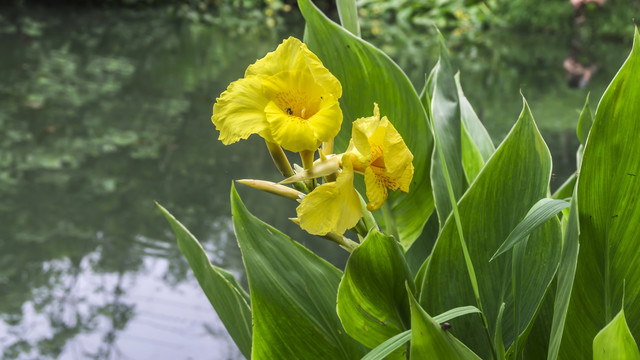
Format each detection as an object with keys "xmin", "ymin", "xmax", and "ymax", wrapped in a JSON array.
[{"xmin": 0, "ymin": 0, "xmax": 638, "ymax": 359}]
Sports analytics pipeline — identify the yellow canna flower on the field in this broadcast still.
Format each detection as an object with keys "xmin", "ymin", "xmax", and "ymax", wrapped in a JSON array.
[
  {"xmin": 347, "ymin": 103, "xmax": 414, "ymax": 211},
  {"xmin": 296, "ymin": 156, "xmax": 363, "ymax": 235},
  {"xmin": 212, "ymin": 37, "xmax": 343, "ymax": 153}
]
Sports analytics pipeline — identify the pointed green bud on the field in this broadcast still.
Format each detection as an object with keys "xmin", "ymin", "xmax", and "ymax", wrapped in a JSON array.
[{"xmin": 235, "ymin": 179, "xmax": 304, "ymax": 201}]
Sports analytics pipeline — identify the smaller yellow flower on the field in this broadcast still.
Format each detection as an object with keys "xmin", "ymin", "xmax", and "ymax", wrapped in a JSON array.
[
  {"xmin": 296, "ymin": 156, "xmax": 363, "ymax": 235},
  {"xmin": 212, "ymin": 37, "xmax": 343, "ymax": 153},
  {"xmin": 347, "ymin": 103, "xmax": 414, "ymax": 211}
]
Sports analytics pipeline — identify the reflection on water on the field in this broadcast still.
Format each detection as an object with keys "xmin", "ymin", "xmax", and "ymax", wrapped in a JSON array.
[{"xmin": 0, "ymin": 5, "xmax": 632, "ymax": 359}]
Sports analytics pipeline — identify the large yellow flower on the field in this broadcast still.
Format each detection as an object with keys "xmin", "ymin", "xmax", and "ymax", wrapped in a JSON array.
[
  {"xmin": 347, "ymin": 103, "xmax": 414, "ymax": 211},
  {"xmin": 296, "ymin": 156, "xmax": 362, "ymax": 235},
  {"xmin": 212, "ymin": 37, "xmax": 343, "ymax": 152}
]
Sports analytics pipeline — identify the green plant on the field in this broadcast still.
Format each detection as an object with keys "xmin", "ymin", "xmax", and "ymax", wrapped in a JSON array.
[{"xmin": 158, "ymin": 0, "xmax": 640, "ymax": 358}]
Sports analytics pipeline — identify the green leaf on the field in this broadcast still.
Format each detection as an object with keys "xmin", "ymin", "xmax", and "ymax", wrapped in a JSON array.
[
  {"xmin": 559, "ymin": 28, "xmax": 640, "ymax": 359},
  {"xmin": 547, "ymin": 194, "xmax": 580, "ymax": 360},
  {"xmin": 430, "ymin": 32, "xmax": 466, "ymax": 227},
  {"xmin": 510, "ymin": 214, "xmax": 562, "ymax": 357},
  {"xmin": 299, "ymin": 0, "xmax": 433, "ymax": 249},
  {"xmin": 494, "ymin": 303, "xmax": 506, "ymax": 360},
  {"xmin": 551, "ymin": 173, "xmax": 576, "ymax": 201},
  {"xmin": 361, "ymin": 331, "xmax": 411, "ymax": 360},
  {"xmin": 156, "ymin": 202, "xmax": 252, "ymax": 359},
  {"xmin": 593, "ymin": 308, "xmax": 640, "ymax": 360},
  {"xmin": 491, "ymin": 198, "xmax": 569, "ymax": 260},
  {"xmin": 456, "ymin": 73, "xmax": 495, "ymax": 183},
  {"xmin": 230, "ymin": 185, "xmax": 366, "ymax": 359},
  {"xmin": 336, "ymin": 229, "xmax": 413, "ymax": 358},
  {"xmin": 421, "ymin": 99, "xmax": 559, "ymax": 357},
  {"xmin": 409, "ymin": 286, "xmax": 482, "ymax": 359},
  {"xmin": 576, "ymin": 92, "xmax": 594, "ymax": 145},
  {"xmin": 336, "ymin": 0, "xmax": 360, "ymax": 37},
  {"xmin": 361, "ymin": 306, "xmax": 482, "ymax": 360}
]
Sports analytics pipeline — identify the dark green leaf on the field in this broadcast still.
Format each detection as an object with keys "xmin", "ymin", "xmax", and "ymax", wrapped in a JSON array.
[
  {"xmin": 409, "ymin": 286, "xmax": 482, "ymax": 359},
  {"xmin": 336, "ymin": 229, "xmax": 413, "ymax": 358},
  {"xmin": 230, "ymin": 185, "xmax": 366, "ymax": 359},
  {"xmin": 430, "ymin": 32, "xmax": 465, "ymax": 227},
  {"xmin": 421, "ymin": 99, "xmax": 557, "ymax": 357},
  {"xmin": 491, "ymin": 198, "xmax": 569, "ymax": 260},
  {"xmin": 456, "ymin": 73, "xmax": 495, "ymax": 183},
  {"xmin": 576, "ymin": 93, "xmax": 593, "ymax": 145},
  {"xmin": 336, "ymin": 0, "xmax": 360, "ymax": 37},
  {"xmin": 361, "ymin": 306, "xmax": 481, "ymax": 360},
  {"xmin": 157, "ymin": 202, "xmax": 252, "ymax": 358},
  {"xmin": 559, "ymin": 28, "xmax": 640, "ymax": 359}
]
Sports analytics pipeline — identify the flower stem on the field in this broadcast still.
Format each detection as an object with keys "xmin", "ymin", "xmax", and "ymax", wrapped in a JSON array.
[
  {"xmin": 265, "ymin": 141, "xmax": 294, "ymax": 177},
  {"xmin": 300, "ymin": 150, "xmax": 317, "ymax": 190}
]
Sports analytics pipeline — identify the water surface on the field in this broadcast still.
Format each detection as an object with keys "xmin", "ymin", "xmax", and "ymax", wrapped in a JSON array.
[{"xmin": 0, "ymin": 6, "xmax": 631, "ymax": 359}]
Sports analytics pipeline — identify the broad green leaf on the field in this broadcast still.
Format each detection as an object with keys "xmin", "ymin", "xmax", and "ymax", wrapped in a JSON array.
[
  {"xmin": 157, "ymin": 202, "xmax": 252, "ymax": 359},
  {"xmin": 593, "ymin": 308, "xmax": 640, "ymax": 360},
  {"xmin": 547, "ymin": 194, "xmax": 580, "ymax": 360},
  {"xmin": 361, "ymin": 331, "xmax": 411, "ymax": 360},
  {"xmin": 409, "ymin": 287, "xmax": 482, "ymax": 359},
  {"xmin": 362, "ymin": 306, "xmax": 482, "ymax": 360},
  {"xmin": 336, "ymin": 0, "xmax": 360, "ymax": 37},
  {"xmin": 430, "ymin": 32, "xmax": 466, "ymax": 227},
  {"xmin": 510, "ymin": 215, "xmax": 562, "ymax": 357},
  {"xmin": 299, "ymin": 0, "xmax": 433, "ymax": 248},
  {"xmin": 456, "ymin": 73, "xmax": 495, "ymax": 183},
  {"xmin": 405, "ymin": 213, "xmax": 438, "ymax": 276},
  {"xmin": 230, "ymin": 185, "xmax": 366, "ymax": 359},
  {"xmin": 576, "ymin": 92, "xmax": 594, "ymax": 145},
  {"xmin": 491, "ymin": 198, "xmax": 569, "ymax": 260},
  {"xmin": 559, "ymin": 28, "xmax": 640, "ymax": 359},
  {"xmin": 421, "ymin": 99, "xmax": 557, "ymax": 357},
  {"xmin": 552, "ymin": 173, "xmax": 576, "ymax": 200},
  {"xmin": 336, "ymin": 229, "xmax": 413, "ymax": 358}
]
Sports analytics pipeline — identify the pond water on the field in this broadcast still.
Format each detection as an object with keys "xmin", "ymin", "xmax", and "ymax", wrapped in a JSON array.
[{"xmin": 0, "ymin": 5, "xmax": 632, "ymax": 360}]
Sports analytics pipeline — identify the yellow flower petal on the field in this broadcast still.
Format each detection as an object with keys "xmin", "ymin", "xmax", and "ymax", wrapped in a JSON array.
[
  {"xmin": 297, "ymin": 159, "xmax": 362, "ymax": 235},
  {"xmin": 211, "ymin": 75, "xmax": 271, "ymax": 145},
  {"xmin": 351, "ymin": 103, "xmax": 382, "ymax": 159},
  {"xmin": 306, "ymin": 95, "xmax": 342, "ymax": 143},
  {"xmin": 261, "ymin": 70, "xmax": 342, "ymax": 152},
  {"xmin": 364, "ymin": 166, "xmax": 388, "ymax": 211},
  {"xmin": 264, "ymin": 101, "xmax": 319, "ymax": 152},
  {"xmin": 246, "ymin": 37, "xmax": 341, "ymax": 98},
  {"xmin": 301, "ymin": 46, "xmax": 342, "ymax": 97},
  {"xmin": 382, "ymin": 119, "xmax": 413, "ymax": 177},
  {"xmin": 399, "ymin": 163, "xmax": 414, "ymax": 193}
]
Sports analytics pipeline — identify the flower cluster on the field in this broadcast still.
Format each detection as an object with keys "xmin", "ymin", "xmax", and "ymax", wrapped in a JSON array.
[{"xmin": 212, "ymin": 37, "xmax": 413, "ymax": 246}]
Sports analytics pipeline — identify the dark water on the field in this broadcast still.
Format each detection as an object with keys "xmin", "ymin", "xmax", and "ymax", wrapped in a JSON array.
[{"xmin": 0, "ymin": 6, "xmax": 631, "ymax": 360}]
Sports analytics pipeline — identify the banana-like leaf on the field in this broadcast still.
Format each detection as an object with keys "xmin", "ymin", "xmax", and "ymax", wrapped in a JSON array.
[
  {"xmin": 337, "ymin": 229, "xmax": 414, "ymax": 359},
  {"xmin": 430, "ymin": 32, "xmax": 466, "ymax": 227},
  {"xmin": 409, "ymin": 286, "xmax": 482, "ymax": 359},
  {"xmin": 420, "ymin": 99, "xmax": 557, "ymax": 357},
  {"xmin": 576, "ymin": 93, "xmax": 594, "ymax": 145},
  {"xmin": 510, "ymin": 215, "xmax": 562, "ymax": 357},
  {"xmin": 361, "ymin": 306, "xmax": 481, "ymax": 360},
  {"xmin": 491, "ymin": 198, "xmax": 569, "ymax": 260},
  {"xmin": 593, "ymin": 308, "xmax": 640, "ymax": 360},
  {"xmin": 336, "ymin": 0, "xmax": 359, "ymax": 37},
  {"xmin": 157, "ymin": 202, "xmax": 252, "ymax": 358},
  {"xmin": 558, "ymin": 28, "xmax": 640, "ymax": 359},
  {"xmin": 456, "ymin": 73, "xmax": 495, "ymax": 183},
  {"xmin": 298, "ymin": 0, "xmax": 434, "ymax": 248},
  {"xmin": 547, "ymin": 194, "xmax": 580, "ymax": 360},
  {"xmin": 230, "ymin": 185, "xmax": 367, "ymax": 359}
]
